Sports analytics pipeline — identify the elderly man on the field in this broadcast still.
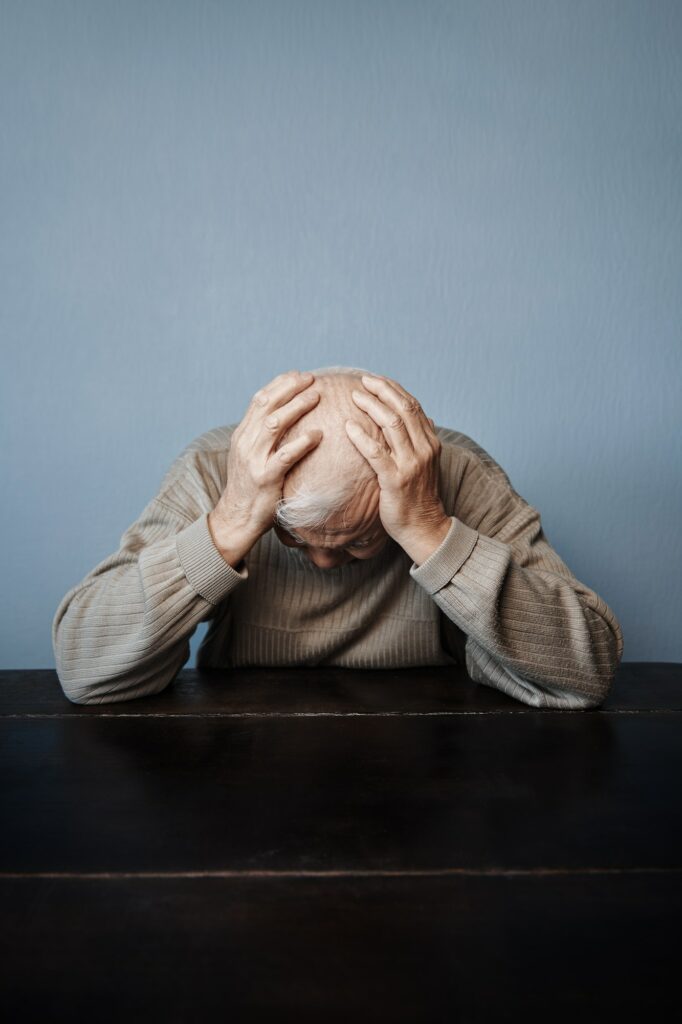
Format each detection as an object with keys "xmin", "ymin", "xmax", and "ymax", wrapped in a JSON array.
[{"xmin": 53, "ymin": 366, "xmax": 624, "ymax": 708}]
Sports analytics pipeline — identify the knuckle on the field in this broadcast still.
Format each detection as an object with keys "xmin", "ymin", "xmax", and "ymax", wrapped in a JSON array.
[
  {"xmin": 297, "ymin": 392, "xmax": 317, "ymax": 411},
  {"xmin": 401, "ymin": 396, "xmax": 420, "ymax": 413},
  {"xmin": 277, "ymin": 447, "xmax": 293, "ymax": 464},
  {"xmin": 388, "ymin": 414, "xmax": 404, "ymax": 430},
  {"xmin": 265, "ymin": 414, "xmax": 280, "ymax": 431},
  {"xmin": 253, "ymin": 389, "xmax": 269, "ymax": 407}
]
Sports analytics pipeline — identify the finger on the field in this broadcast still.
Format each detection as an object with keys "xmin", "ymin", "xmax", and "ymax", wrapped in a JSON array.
[
  {"xmin": 362, "ymin": 375, "xmax": 439, "ymax": 453},
  {"xmin": 258, "ymin": 389, "xmax": 320, "ymax": 452},
  {"xmin": 358, "ymin": 375, "xmax": 429, "ymax": 447},
  {"xmin": 427, "ymin": 416, "xmax": 440, "ymax": 445},
  {"xmin": 254, "ymin": 370, "xmax": 316, "ymax": 411},
  {"xmin": 361, "ymin": 374, "xmax": 426, "ymax": 422},
  {"xmin": 241, "ymin": 370, "xmax": 316, "ymax": 434},
  {"xmin": 350, "ymin": 388, "xmax": 414, "ymax": 460},
  {"xmin": 270, "ymin": 429, "xmax": 323, "ymax": 478},
  {"xmin": 345, "ymin": 420, "xmax": 394, "ymax": 480}
]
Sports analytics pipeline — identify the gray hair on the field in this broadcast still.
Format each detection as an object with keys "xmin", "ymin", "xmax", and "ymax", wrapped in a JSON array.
[
  {"xmin": 274, "ymin": 478, "xmax": 358, "ymax": 533},
  {"xmin": 273, "ymin": 364, "xmax": 377, "ymax": 533}
]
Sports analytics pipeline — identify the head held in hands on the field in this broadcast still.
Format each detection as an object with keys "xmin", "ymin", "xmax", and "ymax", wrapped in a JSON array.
[{"xmin": 273, "ymin": 366, "xmax": 390, "ymax": 567}]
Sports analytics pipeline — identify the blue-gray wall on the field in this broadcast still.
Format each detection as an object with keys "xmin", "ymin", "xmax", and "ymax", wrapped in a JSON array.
[{"xmin": 1, "ymin": 0, "xmax": 680, "ymax": 668}]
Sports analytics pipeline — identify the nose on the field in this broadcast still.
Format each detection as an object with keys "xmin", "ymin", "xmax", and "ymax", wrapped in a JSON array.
[{"xmin": 306, "ymin": 547, "xmax": 349, "ymax": 569}]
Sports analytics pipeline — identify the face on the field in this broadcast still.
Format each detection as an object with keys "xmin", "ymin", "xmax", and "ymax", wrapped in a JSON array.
[
  {"xmin": 273, "ymin": 478, "xmax": 389, "ymax": 569},
  {"xmin": 273, "ymin": 519, "xmax": 389, "ymax": 568}
]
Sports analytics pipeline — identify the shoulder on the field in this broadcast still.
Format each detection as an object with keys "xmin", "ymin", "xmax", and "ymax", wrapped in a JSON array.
[
  {"xmin": 434, "ymin": 424, "xmax": 516, "ymax": 491},
  {"xmin": 433, "ymin": 426, "xmax": 534, "ymax": 536},
  {"xmin": 152, "ymin": 424, "xmax": 238, "ymax": 520},
  {"xmin": 178, "ymin": 424, "xmax": 238, "ymax": 457}
]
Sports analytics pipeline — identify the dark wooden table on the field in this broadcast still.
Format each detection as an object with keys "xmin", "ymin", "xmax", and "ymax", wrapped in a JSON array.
[{"xmin": 1, "ymin": 663, "xmax": 680, "ymax": 1021}]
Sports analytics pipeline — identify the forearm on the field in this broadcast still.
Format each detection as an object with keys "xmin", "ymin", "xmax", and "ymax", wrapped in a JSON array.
[
  {"xmin": 410, "ymin": 516, "xmax": 624, "ymax": 703},
  {"xmin": 207, "ymin": 508, "xmax": 261, "ymax": 570},
  {"xmin": 53, "ymin": 508, "xmax": 246, "ymax": 704}
]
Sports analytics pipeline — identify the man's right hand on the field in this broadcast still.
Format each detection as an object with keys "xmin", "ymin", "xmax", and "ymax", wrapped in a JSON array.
[{"xmin": 207, "ymin": 370, "xmax": 322, "ymax": 567}]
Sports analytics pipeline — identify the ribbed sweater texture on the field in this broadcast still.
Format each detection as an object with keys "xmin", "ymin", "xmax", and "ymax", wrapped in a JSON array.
[{"xmin": 52, "ymin": 425, "xmax": 624, "ymax": 709}]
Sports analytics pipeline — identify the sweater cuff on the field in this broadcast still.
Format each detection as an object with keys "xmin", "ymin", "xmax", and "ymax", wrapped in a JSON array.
[
  {"xmin": 176, "ymin": 513, "xmax": 248, "ymax": 605},
  {"xmin": 409, "ymin": 516, "xmax": 479, "ymax": 595}
]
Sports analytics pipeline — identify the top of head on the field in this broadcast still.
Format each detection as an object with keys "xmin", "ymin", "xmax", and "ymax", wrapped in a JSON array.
[{"xmin": 277, "ymin": 368, "xmax": 384, "ymax": 507}]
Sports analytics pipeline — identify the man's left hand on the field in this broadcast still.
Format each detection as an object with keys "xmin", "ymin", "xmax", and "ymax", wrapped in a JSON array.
[{"xmin": 346, "ymin": 374, "xmax": 452, "ymax": 565}]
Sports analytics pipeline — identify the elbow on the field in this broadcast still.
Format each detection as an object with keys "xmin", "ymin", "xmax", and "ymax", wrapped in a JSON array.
[
  {"xmin": 56, "ymin": 667, "xmax": 117, "ymax": 706},
  {"xmin": 57, "ymin": 671, "xmax": 172, "ymax": 706},
  {"xmin": 53, "ymin": 643, "xmax": 115, "ymax": 705},
  {"xmin": 567, "ymin": 658, "xmax": 618, "ymax": 711},
  {"xmin": 571, "ymin": 690, "xmax": 607, "ymax": 711},
  {"xmin": 590, "ymin": 620, "xmax": 624, "ymax": 708},
  {"xmin": 53, "ymin": 619, "xmax": 188, "ymax": 706},
  {"xmin": 573, "ymin": 600, "xmax": 624, "ymax": 709},
  {"xmin": 54, "ymin": 647, "xmax": 187, "ymax": 706},
  {"xmin": 573, "ymin": 660, "xmax": 619, "ymax": 711},
  {"xmin": 60, "ymin": 684, "xmax": 103, "ymax": 706},
  {"xmin": 56, "ymin": 665, "xmax": 176, "ymax": 706}
]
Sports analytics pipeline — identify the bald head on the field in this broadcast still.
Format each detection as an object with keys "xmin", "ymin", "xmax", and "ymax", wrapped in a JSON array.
[{"xmin": 277, "ymin": 371, "xmax": 384, "ymax": 512}]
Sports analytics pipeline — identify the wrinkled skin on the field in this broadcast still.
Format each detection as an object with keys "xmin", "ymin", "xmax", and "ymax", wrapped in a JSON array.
[
  {"xmin": 210, "ymin": 368, "xmax": 449, "ymax": 571},
  {"xmin": 274, "ymin": 370, "xmax": 449, "ymax": 569}
]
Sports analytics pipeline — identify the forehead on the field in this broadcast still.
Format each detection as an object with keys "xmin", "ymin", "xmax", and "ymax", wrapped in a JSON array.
[{"xmin": 289, "ymin": 519, "xmax": 383, "ymax": 550}]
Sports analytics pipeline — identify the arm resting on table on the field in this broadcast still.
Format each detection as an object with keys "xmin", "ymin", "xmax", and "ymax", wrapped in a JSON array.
[
  {"xmin": 409, "ymin": 494, "xmax": 624, "ymax": 710},
  {"xmin": 52, "ymin": 501, "xmax": 246, "ymax": 705}
]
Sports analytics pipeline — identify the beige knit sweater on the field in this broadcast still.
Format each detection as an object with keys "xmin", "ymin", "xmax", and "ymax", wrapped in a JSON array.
[{"xmin": 52, "ymin": 424, "xmax": 624, "ymax": 709}]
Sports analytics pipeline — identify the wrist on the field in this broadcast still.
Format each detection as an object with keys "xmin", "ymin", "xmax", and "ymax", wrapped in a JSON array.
[
  {"xmin": 398, "ymin": 516, "xmax": 452, "ymax": 567},
  {"xmin": 207, "ymin": 509, "xmax": 258, "ymax": 569}
]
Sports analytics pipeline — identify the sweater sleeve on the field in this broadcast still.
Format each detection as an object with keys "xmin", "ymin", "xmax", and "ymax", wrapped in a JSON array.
[
  {"xmin": 52, "ymin": 482, "xmax": 248, "ymax": 705},
  {"xmin": 408, "ymin": 455, "xmax": 624, "ymax": 710}
]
